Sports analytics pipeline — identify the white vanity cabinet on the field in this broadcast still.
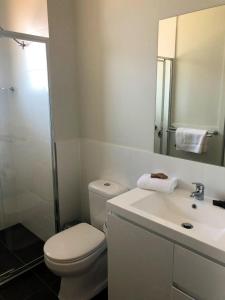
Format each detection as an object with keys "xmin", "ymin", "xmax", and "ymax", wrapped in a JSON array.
[
  {"xmin": 108, "ymin": 213, "xmax": 225, "ymax": 300},
  {"xmin": 107, "ymin": 214, "xmax": 174, "ymax": 300},
  {"xmin": 173, "ymin": 245, "xmax": 225, "ymax": 300}
]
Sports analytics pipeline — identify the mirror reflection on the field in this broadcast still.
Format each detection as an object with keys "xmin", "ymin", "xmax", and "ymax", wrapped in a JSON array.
[{"xmin": 154, "ymin": 5, "xmax": 225, "ymax": 167}]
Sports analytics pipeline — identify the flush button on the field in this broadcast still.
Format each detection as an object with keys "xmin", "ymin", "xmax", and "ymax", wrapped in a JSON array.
[{"xmin": 104, "ymin": 182, "xmax": 111, "ymax": 187}]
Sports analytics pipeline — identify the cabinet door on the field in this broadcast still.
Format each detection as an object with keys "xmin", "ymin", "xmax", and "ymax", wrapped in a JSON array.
[
  {"xmin": 171, "ymin": 287, "xmax": 195, "ymax": 300},
  {"xmin": 107, "ymin": 214, "xmax": 173, "ymax": 300},
  {"xmin": 174, "ymin": 245, "xmax": 225, "ymax": 300}
]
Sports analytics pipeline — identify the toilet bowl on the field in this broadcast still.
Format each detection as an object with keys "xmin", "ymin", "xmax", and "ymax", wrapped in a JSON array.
[
  {"xmin": 44, "ymin": 223, "xmax": 107, "ymax": 299},
  {"xmin": 44, "ymin": 180, "xmax": 127, "ymax": 300}
]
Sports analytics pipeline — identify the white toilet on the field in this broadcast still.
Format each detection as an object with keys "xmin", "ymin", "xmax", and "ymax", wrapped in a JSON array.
[{"xmin": 44, "ymin": 179, "xmax": 127, "ymax": 300}]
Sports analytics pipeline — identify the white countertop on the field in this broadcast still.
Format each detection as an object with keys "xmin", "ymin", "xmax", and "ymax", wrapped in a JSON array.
[{"xmin": 107, "ymin": 188, "xmax": 225, "ymax": 265}]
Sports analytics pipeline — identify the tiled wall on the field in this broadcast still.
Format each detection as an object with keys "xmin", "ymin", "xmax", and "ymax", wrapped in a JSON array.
[
  {"xmin": 56, "ymin": 138, "xmax": 81, "ymax": 226},
  {"xmin": 81, "ymin": 139, "xmax": 225, "ymax": 221}
]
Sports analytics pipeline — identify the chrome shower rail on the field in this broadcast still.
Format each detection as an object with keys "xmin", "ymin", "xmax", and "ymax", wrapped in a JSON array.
[
  {"xmin": 0, "ymin": 26, "xmax": 27, "ymax": 49},
  {"xmin": 167, "ymin": 127, "xmax": 218, "ymax": 138}
]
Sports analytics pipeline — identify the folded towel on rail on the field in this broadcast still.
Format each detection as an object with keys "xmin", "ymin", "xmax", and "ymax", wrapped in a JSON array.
[{"xmin": 175, "ymin": 128, "xmax": 208, "ymax": 154}]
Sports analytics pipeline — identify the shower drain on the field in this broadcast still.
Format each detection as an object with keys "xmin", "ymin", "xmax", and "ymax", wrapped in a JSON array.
[{"xmin": 181, "ymin": 222, "xmax": 193, "ymax": 229}]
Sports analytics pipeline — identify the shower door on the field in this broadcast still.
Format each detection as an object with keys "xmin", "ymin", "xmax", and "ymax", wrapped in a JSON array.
[{"xmin": 0, "ymin": 32, "xmax": 59, "ymax": 283}]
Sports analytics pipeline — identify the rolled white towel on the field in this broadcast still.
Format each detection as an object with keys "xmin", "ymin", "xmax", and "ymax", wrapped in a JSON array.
[{"xmin": 137, "ymin": 174, "xmax": 178, "ymax": 193}]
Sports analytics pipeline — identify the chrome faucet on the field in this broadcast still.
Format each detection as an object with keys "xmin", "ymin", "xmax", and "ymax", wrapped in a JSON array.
[{"xmin": 190, "ymin": 182, "xmax": 204, "ymax": 200}]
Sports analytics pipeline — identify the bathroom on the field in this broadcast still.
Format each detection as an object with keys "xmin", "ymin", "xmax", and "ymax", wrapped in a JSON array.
[{"xmin": 0, "ymin": 0, "xmax": 225, "ymax": 299}]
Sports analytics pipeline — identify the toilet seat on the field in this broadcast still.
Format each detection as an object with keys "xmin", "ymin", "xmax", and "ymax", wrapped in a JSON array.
[
  {"xmin": 44, "ymin": 243, "xmax": 106, "ymax": 276},
  {"xmin": 44, "ymin": 223, "xmax": 106, "ymax": 264}
]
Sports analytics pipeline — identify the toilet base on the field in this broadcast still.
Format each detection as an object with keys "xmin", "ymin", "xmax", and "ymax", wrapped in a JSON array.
[{"xmin": 58, "ymin": 250, "xmax": 107, "ymax": 300}]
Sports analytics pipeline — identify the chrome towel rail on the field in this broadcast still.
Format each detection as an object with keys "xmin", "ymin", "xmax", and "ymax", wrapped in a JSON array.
[{"xmin": 167, "ymin": 127, "xmax": 218, "ymax": 138}]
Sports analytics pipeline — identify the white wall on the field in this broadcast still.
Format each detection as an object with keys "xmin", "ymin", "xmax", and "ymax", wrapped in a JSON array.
[
  {"xmin": 47, "ymin": 0, "xmax": 81, "ymax": 227},
  {"xmin": 75, "ymin": 0, "xmax": 156, "ymax": 150},
  {"xmin": 0, "ymin": 0, "xmax": 48, "ymax": 36},
  {"xmin": 158, "ymin": 17, "xmax": 177, "ymax": 58},
  {"xmin": 74, "ymin": 0, "xmax": 225, "ymax": 220}
]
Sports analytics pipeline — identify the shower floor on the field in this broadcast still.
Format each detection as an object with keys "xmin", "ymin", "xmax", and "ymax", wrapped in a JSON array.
[{"xmin": 0, "ymin": 223, "xmax": 44, "ymax": 277}]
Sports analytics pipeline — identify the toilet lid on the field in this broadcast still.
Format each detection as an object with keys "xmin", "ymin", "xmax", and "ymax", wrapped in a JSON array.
[{"xmin": 44, "ymin": 223, "xmax": 106, "ymax": 263}]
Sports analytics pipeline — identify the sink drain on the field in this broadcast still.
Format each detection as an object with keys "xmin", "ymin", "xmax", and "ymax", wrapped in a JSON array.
[{"xmin": 181, "ymin": 223, "xmax": 193, "ymax": 229}]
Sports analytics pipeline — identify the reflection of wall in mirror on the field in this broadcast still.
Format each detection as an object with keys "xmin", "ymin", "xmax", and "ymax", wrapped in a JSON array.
[
  {"xmin": 158, "ymin": 17, "xmax": 176, "ymax": 59},
  {"xmin": 157, "ymin": 6, "xmax": 225, "ymax": 166},
  {"xmin": 173, "ymin": 6, "xmax": 225, "ymax": 130},
  {"xmin": 172, "ymin": 6, "xmax": 225, "ymax": 165}
]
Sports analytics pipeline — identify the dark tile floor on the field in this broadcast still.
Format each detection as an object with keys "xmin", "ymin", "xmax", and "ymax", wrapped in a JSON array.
[
  {"xmin": 0, "ymin": 223, "xmax": 44, "ymax": 273},
  {"xmin": 0, "ymin": 263, "xmax": 60, "ymax": 300},
  {"xmin": 0, "ymin": 263, "xmax": 108, "ymax": 299}
]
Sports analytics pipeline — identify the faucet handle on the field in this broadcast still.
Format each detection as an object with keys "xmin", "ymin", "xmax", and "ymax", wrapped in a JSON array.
[
  {"xmin": 192, "ymin": 182, "xmax": 204, "ymax": 189},
  {"xmin": 191, "ymin": 183, "xmax": 205, "ymax": 200}
]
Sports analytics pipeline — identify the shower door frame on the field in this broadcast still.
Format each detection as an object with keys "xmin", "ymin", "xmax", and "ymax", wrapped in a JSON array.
[
  {"xmin": 0, "ymin": 30, "xmax": 60, "ymax": 284},
  {"xmin": 155, "ymin": 57, "xmax": 174, "ymax": 155}
]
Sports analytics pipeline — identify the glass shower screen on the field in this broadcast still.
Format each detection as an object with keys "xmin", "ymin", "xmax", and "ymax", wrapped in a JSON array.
[{"xmin": 0, "ymin": 33, "xmax": 58, "ymax": 282}]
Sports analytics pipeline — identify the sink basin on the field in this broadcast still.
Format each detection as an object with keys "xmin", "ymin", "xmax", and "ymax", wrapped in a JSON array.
[
  {"xmin": 132, "ymin": 190, "xmax": 225, "ymax": 241},
  {"xmin": 107, "ymin": 188, "xmax": 225, "ymax": 264}
]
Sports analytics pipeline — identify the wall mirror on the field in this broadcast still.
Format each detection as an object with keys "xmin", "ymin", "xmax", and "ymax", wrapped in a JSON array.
[{"xmin": 154, "ymin": 5, "xmax": 225, "ymax": 167}]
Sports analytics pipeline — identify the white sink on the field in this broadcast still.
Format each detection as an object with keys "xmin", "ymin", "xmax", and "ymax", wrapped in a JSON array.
[
  {"xmin": 107, "ymin": 188, "xmax": 225, "ymax": 264},
  {"xmin": 132, "ymin": 190, "xmax": 225, "ymax": 240}
]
